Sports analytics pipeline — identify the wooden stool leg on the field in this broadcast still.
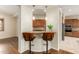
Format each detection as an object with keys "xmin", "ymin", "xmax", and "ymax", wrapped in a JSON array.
[
  {"xmin": 29, "ymin": 41, "xmax": 31, "ymax": 54},
  {"xmin": 46, "ymin": 40, "xmax": 48, "ymax": 54}
]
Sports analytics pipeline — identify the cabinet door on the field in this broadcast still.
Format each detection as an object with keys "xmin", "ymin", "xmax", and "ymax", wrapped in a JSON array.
[
  {"xmin": 72, "ymin": 19, "xmax": 79, "ymax": 28},
  {"xmin": 65, "ymin": 19, "xmax": 70, "ymax": 24},
  {"xmin": 77, "ymin": 20, "xmax": 79, "ymax": 27},
  {"xmin": 65, "ymin": 32, "xmax": 72, "ymax": 36},
  {"xmin": 72, "ymin": 32, "xmax": 79, "ymax": 38},
  {"xmin": 72, "ymin": 19, "xmax": 75, "ymax": 27},
  {"xmin": 33, "ymin": 19, "xmax": 46, "ymax": 27},
  {"xmin": 74, "ymin": 20, "xmax": 78, "ymax": 27}
]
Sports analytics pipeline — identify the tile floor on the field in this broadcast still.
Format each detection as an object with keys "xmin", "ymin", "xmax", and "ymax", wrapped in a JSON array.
[{"xmin": 60, "ymin": 36, "xmax": 79, "ymax": 54}]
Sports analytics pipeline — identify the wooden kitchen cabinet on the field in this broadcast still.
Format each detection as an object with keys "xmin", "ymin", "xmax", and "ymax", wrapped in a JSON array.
[
  {"xmin": 77, "ymin": 20, "xmax": 79, "ymax": 27},
  {"xmin": 65, "ymin": 32, "xmax": 72, "ymax": 36},
  {"xmin": 65, "ymin": 19, "xmax": 72, "ymax": 25},
  {"xmin": 33, "ymin": 19, "xmax": 46, "ymax": 27},
  {"xmin": 72, "ymin": 32, "xmax": 79, "ymax": 38},
  {"xmin": 65, "ymin": 19, "xmax": 79, "ymax": 37},
  {"xmin": 33, "ymin": 19, "xmax": 46, "ymax": 31},
  {"xmin": 72, "ymin": 19, "xmax": 78, "ymax": 28},
  {"xmin": 65, "ymin": 32, "xmax": 79, "ymax": 38},
  {"xmin": 65, "ymin": 19, "xmax": 79, "ymax": 27}
]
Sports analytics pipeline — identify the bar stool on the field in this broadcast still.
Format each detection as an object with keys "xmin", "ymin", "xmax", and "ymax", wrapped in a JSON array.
[
  {"xmin": 42, "ymin": 32, "xmax": 54, "ymax": 54},
  {"xmin": 22, "ymin": 32, "xmax": 35, "ymax": 54}
]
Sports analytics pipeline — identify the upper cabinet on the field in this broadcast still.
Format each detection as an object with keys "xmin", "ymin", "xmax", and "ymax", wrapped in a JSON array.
[
  {"xmin": 33, "ymin": 19, "xmax": 46, "ymax": 31},
  {"xmin": 65, "ymin": 19, "xmax": 79, "ymax": 28},
  {"xmin": 33, "ymin": 19, "xmax": 46, "ymax": 27}
]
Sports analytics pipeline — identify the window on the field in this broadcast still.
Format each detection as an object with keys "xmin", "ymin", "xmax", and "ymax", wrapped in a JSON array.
[{"xmin": 0, "ymin": 19, "xmax": 4, "ymax": 31}]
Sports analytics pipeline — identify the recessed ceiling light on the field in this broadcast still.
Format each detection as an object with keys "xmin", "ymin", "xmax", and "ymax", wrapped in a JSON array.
[
  {"xmin": 45, "ymin": 17, "xmax": 47, "ymax": 20},
  {"xmin": 32, "ymin": 16, "xmax": 35, "ymax": 20}
]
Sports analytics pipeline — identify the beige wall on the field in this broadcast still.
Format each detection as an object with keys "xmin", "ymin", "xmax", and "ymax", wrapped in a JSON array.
[
  {"xmin": 19, "ymin": 5, "xmax": 33, "ymax": 53},
  {"xmin": 46, "ymin": 6, "xmax": 59, "ymax": 50},
  {"xmin": 0, "ymin": 13, "xmax": 17, "ymax": 39}
]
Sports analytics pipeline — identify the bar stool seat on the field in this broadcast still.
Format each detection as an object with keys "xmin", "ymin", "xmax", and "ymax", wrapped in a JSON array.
[
  {"xmin": 22, "ymin": 32, "xmax": 35, "ymax": 54},
  {"xmin": 42, "ymin": 32, "xmax": 54, "ymax": 54}
]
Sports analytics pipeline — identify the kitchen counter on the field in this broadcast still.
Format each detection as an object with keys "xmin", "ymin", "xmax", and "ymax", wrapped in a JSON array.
[
  {"xmin": 65, "ymin": 31, "xmax": 79, "ymax": 38},
  {"xmin": 24, "ymin": 31, "xmax": 56, "ymax": 34}
]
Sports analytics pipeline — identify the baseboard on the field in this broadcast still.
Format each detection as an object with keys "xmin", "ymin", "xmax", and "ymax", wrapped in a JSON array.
[
  {"xmin": 22, "ymin": 48, "xmax": 58, "ymax": 54},
  {"xmin": 51, "ymin": 47, "xmax": 58, "ymax": 51},
  {"xmin": 20, "ymin": 47, "xmax": 58, "ymax": 54},
  {"xmin": 18, "ymin": 49, "xmax": 28, "ymax": 53}
]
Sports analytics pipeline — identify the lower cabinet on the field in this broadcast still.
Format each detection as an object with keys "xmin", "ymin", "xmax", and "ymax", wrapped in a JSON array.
[
  {"xmin": 65, "ymin": 32, "xmax": 72, "ymax": 36},
  {"xmin": 65, "ymin": 32, "xmax": 79, "ymax": 38},
  {"xmin": 72, "ymin": 32, "xmax": 79, "ymax": 38}
]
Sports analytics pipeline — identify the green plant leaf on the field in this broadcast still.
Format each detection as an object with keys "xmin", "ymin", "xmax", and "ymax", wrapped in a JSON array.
[{"xmin": 47, "ymin": 24, "xmax": 53, "ymax": 30}]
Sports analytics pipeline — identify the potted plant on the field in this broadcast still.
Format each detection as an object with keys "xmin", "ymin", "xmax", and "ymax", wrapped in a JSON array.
[{"xmin": 47, "ymin": 24, "xmax": 53, "ymax": 32}]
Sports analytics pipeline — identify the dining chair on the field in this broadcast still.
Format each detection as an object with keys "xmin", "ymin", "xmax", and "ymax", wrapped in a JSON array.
[
  {"xmin": 22, "ymin": 32, "xmax": 35, "ymax": 54},
  {"xmin": 42, "ymin": 32, "xmax": 54, "ymax": 54}
]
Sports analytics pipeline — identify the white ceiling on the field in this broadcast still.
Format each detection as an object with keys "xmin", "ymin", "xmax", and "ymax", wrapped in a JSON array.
[
  {"xmin": 59, "ymin": 5, "xmax": 79, "ymax": 16},
  {"xmin": 32, "ymin": 5, "xmax": 56, "ymax": 16},
  {"xmin": 0, "ymin": 5, "xmax": 19, "ymax": 17},
  {"xmin": 1, "ymin": 5, "xmax": 79, "ymax": 17},
  {"xmin": 33, "ymin": 5, "xmax": 79, "ymax": 17}
]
